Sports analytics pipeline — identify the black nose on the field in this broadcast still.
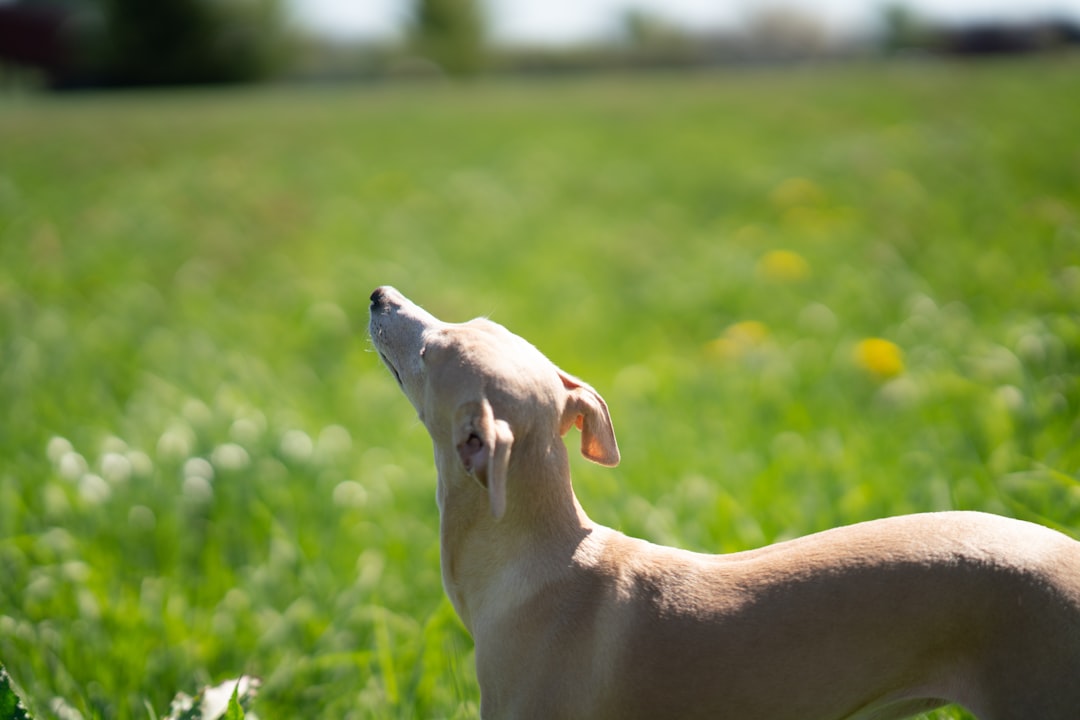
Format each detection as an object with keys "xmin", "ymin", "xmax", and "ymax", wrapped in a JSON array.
[
  {"xmin": 371, "ymin": 285, "xmax": 404, "ymax": 312},
  {"xmin": 370, "ymin": 286, "xmax": 389, "ymax": 309}
]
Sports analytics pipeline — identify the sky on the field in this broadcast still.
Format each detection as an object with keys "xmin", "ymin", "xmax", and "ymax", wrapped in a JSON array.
[{"xmin": 290, "ymin": 0, "xmax": 1080, "ymax": 43}]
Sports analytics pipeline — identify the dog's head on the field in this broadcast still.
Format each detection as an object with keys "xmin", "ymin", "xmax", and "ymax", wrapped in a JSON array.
[{"xmin": 369, "ymin": 286, "xmax": 619, "ymax": 519}]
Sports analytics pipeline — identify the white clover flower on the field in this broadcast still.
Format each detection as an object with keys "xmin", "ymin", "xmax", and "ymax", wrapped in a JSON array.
[
  {"xmin": 49, "ymin": 697, "xmax": 85, "ymax": 720},
  {"xmin": 46, "ymin": 436, "xmax": 74, "ymax": 464},
  {"xmin": 78, "ymin": 473, "xmax": 110, "ymax": 504},
  {"xmin": 61, "ymin": 560, "xmax": 91, "ymax": 583},
  {"xmin": 229, "ymin": 417, "xmax": 263, "ymax": 446},
  {"xmin": 101, "ymin": 435, "xmax": 128, "ymax": 454},
  {"xmin": 100, "ymin": 452, "xmax": 132, "ymax": 484},
  {"xmin": 126, "ymin": 450, "xmax": 153, "ymax": 478},
  {"xmin": 198, "ymin": 676, "xmax": 261, "ymax": 720},
  {"xmin": 58, "ymin": 452, "xmax": 88, "ymax": 482},
  {"xmin": 183, "ymin": 457, "xmax": 214, "ymax": 481},
  {"xmin": 332, "ymin": 480, "xmax": 368, "ymax": 509},
  {"xmin": 317, "ymin": 424, "xmax": 353, "ymax": 462},
  {"xmin": 878, "ymin": 376, "xmax": 921, "ymax": 409},
  {"xmin": 211, "ymin": 443, "xmax": 251, "ymax": 472},
  {"xmin": 37, "ymin": 527, "xmax": 76, "ymax": 555},
  {"xmin": 157, "ymin": 424, "xmax": 195, "ymax": 461},
  {"xmin": 280, "ymin": 429, "xmax": 314, "ymax": 462},
  {"xmin": 181, "ymin": 398, "xmax": 213, "ymax": 428},
  {"xmin": 182, "ymin": 475, "xmax": 213, "ymax": 503}
]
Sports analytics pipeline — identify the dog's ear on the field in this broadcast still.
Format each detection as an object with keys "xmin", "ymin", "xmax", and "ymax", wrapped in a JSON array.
[
  {"xmin": 453, "ymin": 399, "xmax": 514, "ymax": 520},
  {"xmin": 558, "ymin": 370, "xmax": 620, "ymax": 467}
]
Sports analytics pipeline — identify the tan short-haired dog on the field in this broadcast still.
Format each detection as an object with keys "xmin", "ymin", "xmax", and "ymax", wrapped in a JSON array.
[{"xmin": 369, "ymin": 286, "xmax": 1080, "ymax": 720}]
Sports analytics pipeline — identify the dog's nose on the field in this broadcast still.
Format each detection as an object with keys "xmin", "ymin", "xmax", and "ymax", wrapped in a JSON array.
[
  {"xmin": 370, "ymin": 287, "xmax": 386, "ymax": 308},
  {"xmin": 370, "ymin": 286, "xmax": 396, "ymax": 311}
]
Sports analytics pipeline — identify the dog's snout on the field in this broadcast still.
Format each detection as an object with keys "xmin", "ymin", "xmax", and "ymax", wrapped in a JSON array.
[
  {"xmin": 371, "ymin": 286, "xmax": 407, "ymax": 315},
  {"xmin": 370, "ymin": 286, "xmax": 391, "ymax": 310}
]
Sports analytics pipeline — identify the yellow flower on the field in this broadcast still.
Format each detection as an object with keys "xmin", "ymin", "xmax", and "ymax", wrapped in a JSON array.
[
  {"xmin": 706, "ymin": 321, "xmax": 769, "ymax": 360},
  {"xmin": 854, "ymin": 338, "xmax": 905, "ymax": 379},
  {"xmin": 757, "ymin": 249, "xmax": 811, "ymax": 282}
]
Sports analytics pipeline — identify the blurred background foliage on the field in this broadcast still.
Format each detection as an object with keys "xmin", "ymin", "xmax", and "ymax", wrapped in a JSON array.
[
  {"xmin": 1, "ymin": 1, "xmax": 1079, "ymax": 719},
  {"xmin": 410, "ymin": 0, "xmax": 486, "ymax": 77},
  {"xmin": 1, "ymin": 0, "xmax": 1079, "ymax": 87}
]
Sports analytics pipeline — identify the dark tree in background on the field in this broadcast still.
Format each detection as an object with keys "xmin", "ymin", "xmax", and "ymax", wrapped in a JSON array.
[
  {"xmin": 103, "ymin": 0, "xmax": 214, "ymax": 84},
  {"xmin": 0, "ymin": 0, "xmax": 288, "ymax": 88},
  {"xmin": 411, "ymin": 0, "xmax": 486, "ymax": 77},
  {"xmin": 99, "ymin": 0, "xmax": 288, "ymax": 85}
]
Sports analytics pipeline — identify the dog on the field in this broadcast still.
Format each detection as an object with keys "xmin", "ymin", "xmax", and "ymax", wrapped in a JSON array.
[{"xmin": 368, "ymin": 285, "xmax": 1080, "ymax": 720}]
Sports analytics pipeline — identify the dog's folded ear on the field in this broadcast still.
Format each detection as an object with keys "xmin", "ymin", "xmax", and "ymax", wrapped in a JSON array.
[
  {"xmin": 454, "ymin": 399, "xmax": 514, "ymax": 520},
  {"xmin": 558, "ymin": 370, "xmax": 620, "ymax": 467}
]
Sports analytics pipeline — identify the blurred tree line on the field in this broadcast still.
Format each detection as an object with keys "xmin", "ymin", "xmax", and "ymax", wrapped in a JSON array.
[
  {"xmin": 2, "ymin": 0, "xmax": 1077, "ymax": 90},
  {"xmin": 0, "ymin": 0, "xmax": 487, "ymax": 88}
]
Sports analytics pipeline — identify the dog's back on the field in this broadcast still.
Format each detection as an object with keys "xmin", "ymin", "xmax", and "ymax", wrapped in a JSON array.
[{"xmin": 478, "ymin": 513, "xmax": 1080, "ymax": 719}]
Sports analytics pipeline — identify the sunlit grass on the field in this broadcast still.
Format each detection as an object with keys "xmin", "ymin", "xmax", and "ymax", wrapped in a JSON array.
[{"xmin": 1, "ymin": 59, "xmax": 1079, "ymax": 719}]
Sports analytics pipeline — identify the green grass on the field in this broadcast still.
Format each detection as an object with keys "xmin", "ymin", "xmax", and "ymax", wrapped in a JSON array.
[{"xmin": 1, "ymin": 58, "xmax": 1079, "ymax": 719}]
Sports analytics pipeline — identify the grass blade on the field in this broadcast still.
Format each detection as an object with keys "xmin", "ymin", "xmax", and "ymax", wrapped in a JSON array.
[
  {"xmin": 0, "ymin": 665, "xmax": 33, "ymax": 720},
  {"xmin": 222, "ymin": 684, "xmax": 243, "ymax": 720}
]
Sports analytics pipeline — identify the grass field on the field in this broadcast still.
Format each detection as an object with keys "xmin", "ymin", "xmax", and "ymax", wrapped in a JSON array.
[{"xmin": 2, "ymin": 58, "xmax": 1079, "ymax": 719}]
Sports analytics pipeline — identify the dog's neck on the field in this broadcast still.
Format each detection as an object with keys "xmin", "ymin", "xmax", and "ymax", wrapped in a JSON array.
[{"xmin": 436, "ymin": 434, "xmax": 593, "ymax": 631}]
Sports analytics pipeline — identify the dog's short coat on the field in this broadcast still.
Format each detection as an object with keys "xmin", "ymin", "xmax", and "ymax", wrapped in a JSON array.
[{"xmin": 369, "ymin": 286, "xmax": 1080, "ymax": 720}]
